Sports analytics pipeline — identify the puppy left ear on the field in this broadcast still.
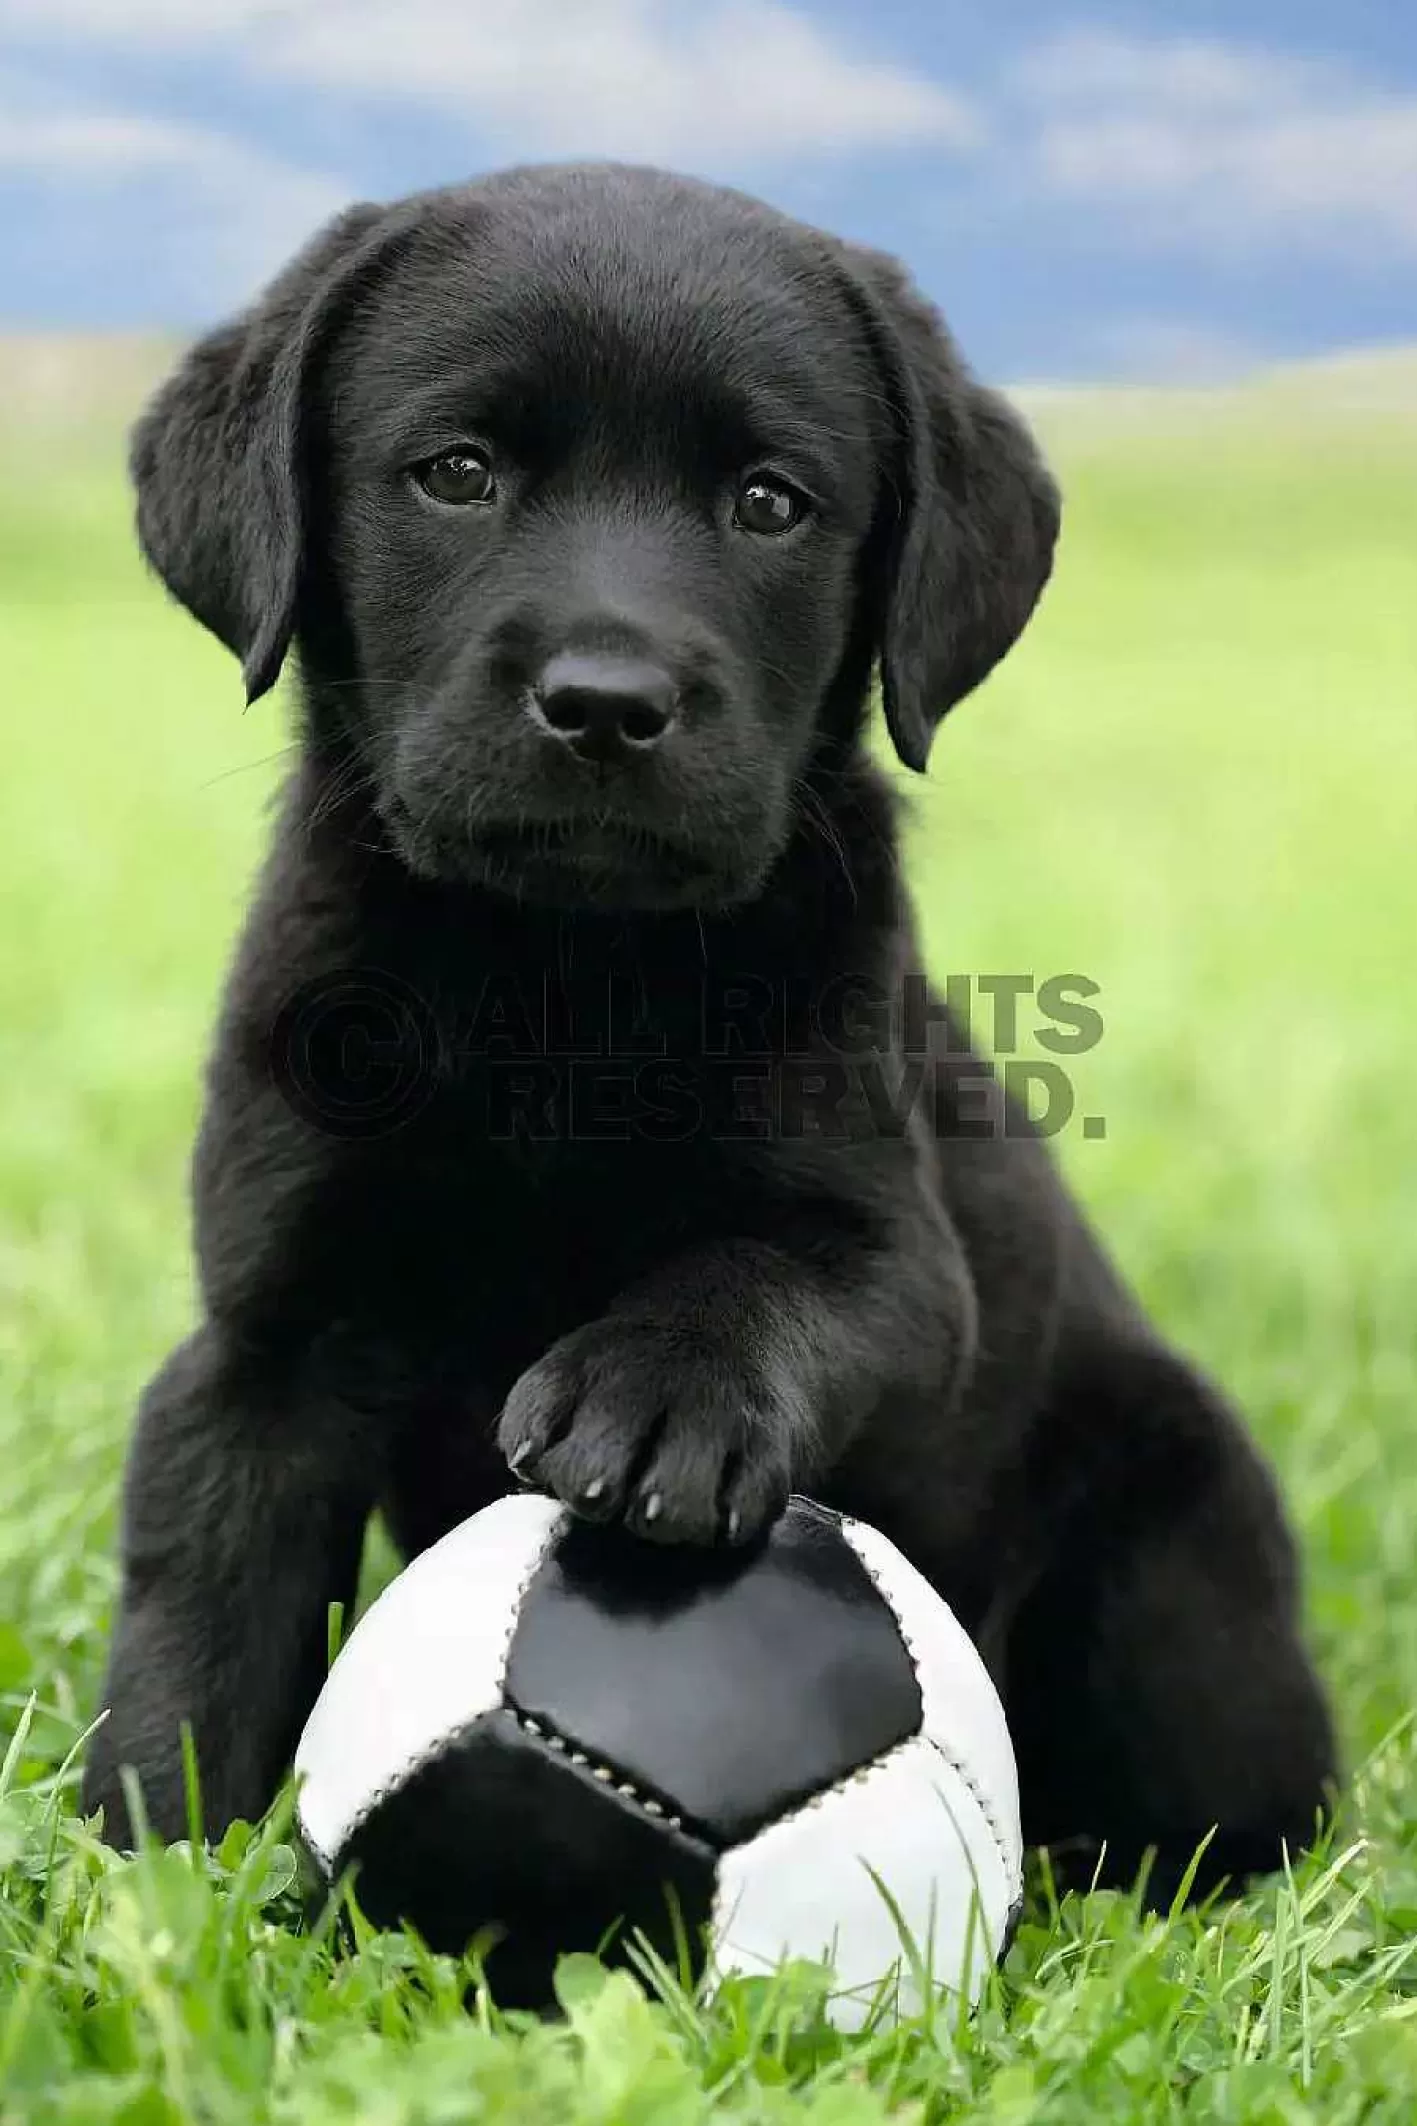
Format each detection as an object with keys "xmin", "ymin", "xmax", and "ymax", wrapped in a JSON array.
[
  {"xmin": 131, "ymin": 201, "xmax": 398, "ymax": 704},
  {"xmin": 841, "ymin": 245, "xmax": 1061, "ymax": 772}
]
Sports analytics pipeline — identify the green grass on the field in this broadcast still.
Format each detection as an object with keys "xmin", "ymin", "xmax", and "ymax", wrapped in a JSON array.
[{"xmin": 2, "ymin": 359, "xmax": 1416, "ymax": 2120}]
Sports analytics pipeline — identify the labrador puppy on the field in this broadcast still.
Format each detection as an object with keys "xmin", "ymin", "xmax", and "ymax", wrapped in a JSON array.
[{"xmin": 83, "ymin": 164, "xmax": 1334, "ymax": 1901}]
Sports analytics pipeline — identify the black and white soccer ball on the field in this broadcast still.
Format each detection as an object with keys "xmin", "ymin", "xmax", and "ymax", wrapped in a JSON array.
[{"xmin": 295, "ymin": 1493, "xmax": 1022, "ymax": 2020}]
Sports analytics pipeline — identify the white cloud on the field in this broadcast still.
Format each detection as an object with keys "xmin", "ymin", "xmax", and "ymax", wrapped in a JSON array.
[
  {"xmin": 1015, "ymin": 32, "xmax": 1330, "ymax": 113},
  {"xmin": 1080, "ymin": 317, "xmax": 1269, "ymax": 386},
  {"xmin": 1, "ymin": 0, "xmax": 977, "ymax": 165},
  {"xmin": 133, "ymin": 144, "xmax": 349, "ymax": 309},
  {"xmin": 1018, "ymin": 30, "xmax": 1417, "ymax": 257},
  {"xmin": 269, "ymin": 0, "xmax": 977, "ymax": 162},
  {"xmin": 0, "ymin": 74, "xmax": 350, "ymax": 307},
  {"xmin": 0, "ymin": 0, "xmax": 270, "ymax": 30},
  {"xmin": 0, "ymin": 106, "xmax": 209, "ymax": 173}
]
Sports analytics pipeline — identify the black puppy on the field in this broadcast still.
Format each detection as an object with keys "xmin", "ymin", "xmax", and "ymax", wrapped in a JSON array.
[{"xmin": 84, "ymin": 164, "xmax": 1334, "ymax": 1896}]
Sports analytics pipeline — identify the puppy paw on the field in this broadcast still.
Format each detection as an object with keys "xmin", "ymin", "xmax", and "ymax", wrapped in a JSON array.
[{"xmin": 497, "ymin": 1318, "xmax": 802, "ymax": 1545}]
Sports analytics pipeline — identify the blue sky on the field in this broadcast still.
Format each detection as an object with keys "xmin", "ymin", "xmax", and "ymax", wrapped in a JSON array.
[{"xmin": 1, "ymin": 0, "xmax": 1414, "ymax": 381}]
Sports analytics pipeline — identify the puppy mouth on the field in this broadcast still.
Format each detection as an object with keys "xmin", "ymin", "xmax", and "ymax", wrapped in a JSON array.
[{"xmin": 454, "ymin": 815, "xmax": 729, "ymax": 911}]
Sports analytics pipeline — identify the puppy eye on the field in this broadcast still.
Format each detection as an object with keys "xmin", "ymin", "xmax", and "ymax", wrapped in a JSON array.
[
  {"xmin": 415, "ymin": 447, "xmax": 497, "ymax": 506},
  {"xmin": 733, "ymin": 474, "xmax": 805, "ymax": 537}
]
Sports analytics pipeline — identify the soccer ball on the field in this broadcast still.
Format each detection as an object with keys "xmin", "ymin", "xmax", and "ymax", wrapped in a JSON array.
[{"xmin": 295, "ymin": 1492, "xmax": 1022, "ymax": 2021}]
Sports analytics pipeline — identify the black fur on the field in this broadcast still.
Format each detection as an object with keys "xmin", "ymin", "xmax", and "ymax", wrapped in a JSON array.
[{"xmin": 84, "ymin": 165, "xmax": 1334, "ymax": 1898}]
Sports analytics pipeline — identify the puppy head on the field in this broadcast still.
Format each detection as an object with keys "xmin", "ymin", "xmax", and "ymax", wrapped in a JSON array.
[{"xmin": 133, "ymin": 165, "xmax": 1058, "ymax": 911}]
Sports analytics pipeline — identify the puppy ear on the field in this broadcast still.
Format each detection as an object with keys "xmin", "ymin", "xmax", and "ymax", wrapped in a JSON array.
[
  {"xmin": 842, "ymin": 246, "xmax": 1061, "ymax": 772},
  {"xmin": 131, "ymin": 202, "xmax": 395, "ymax": 703}
]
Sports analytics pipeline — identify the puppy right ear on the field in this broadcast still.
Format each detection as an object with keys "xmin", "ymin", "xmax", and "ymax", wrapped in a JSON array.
[
  {"xmin": 131, "ymin": 202, "xmax": 394, "ymax": 703},
  {"xmin": 835, "ymin": 242, "xmax": 1061, "ymax": 773}
]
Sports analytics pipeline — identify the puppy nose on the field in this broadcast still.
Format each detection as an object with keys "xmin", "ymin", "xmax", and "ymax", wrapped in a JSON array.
[{"xmin": 528, "ymin": 652, "xmax": 678, "ymax": 762}]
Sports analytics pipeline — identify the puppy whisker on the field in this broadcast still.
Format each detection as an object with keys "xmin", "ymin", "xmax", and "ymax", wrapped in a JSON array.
[
  {"xmin": 791, "ymin": 778, "xmax": 859, "ymax": 909},
  {"xmin": 198, "ymin": 743, "xmax": 302, "ymax": 794}
]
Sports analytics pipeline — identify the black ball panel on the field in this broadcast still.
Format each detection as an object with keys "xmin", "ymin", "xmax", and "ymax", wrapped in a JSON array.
[
  {"xmin": 503, "ymin": 1495, "xmax": 922, "ymax": 1847},
  {"xmin": 337, "ymin": 1708, "xmax": 717, "ymax": 2008}
]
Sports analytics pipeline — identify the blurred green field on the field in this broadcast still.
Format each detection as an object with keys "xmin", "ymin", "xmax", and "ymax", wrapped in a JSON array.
[{"xmin": 1, "ymin": 344, "xmax": 1415, "ymax": 2120}]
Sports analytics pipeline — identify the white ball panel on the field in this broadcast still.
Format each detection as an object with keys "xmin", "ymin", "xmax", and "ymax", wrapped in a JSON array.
[
  {"xmin": 710, "ymin": 1734, "xmax": 1015, "ymax": 2026},
  {"xmin": 294, "ymin": 1491, "xmax": 566, "ymax": 1863},
  {"xmin": 839, "ymin": 1515, "xmax": 1021, "ymax": 1889}
]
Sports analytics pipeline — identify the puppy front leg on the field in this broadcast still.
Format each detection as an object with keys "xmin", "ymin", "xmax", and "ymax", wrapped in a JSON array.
[
  {"xmin": 498, "ymin": 1202, "xmax": 975, "ymax": 1546},
  {"xmin": 82, "ymin": 1326, "xmax": 377, "ymax": 1847}
]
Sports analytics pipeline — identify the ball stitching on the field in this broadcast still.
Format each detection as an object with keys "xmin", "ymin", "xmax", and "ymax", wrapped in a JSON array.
[
  {"xmin": 834, "ymin": 1518, "xmax": 1021, "ymax": 1902},
  {"xmin": 493, "ymin": 1502, "xmax": 571, "ymax": 1698},
  {"xmin": 323, "ymin": 1501, "xmax": 572, "ymax": 1857},
  {"xmin": 508, "ymin": 1706, "xmax": 690, "ymax": 1832},
  {"xmin": 707, "ymin": 1733, "xmax": 1019, "ymax": 1980},
  {"xmin": 921, "ymin": 1733, "xmax": 1022, "ymax": 1903},
  {"xmin": 297, "ymin": 1814, "xmax": 333, "ymax": 1874}
]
